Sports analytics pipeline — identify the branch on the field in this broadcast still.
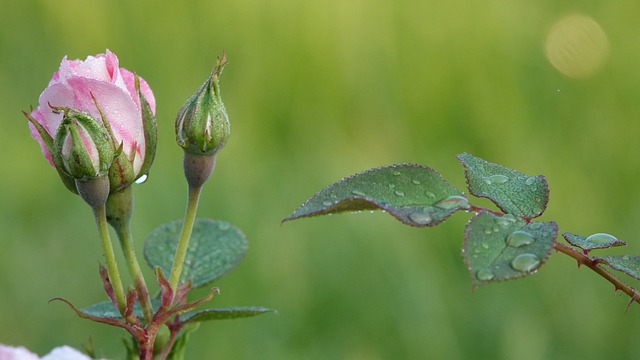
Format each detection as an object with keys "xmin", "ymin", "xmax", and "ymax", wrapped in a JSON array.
[{"xmin": 553, "ymin": 242, "xmax": 640, "ymax": 306}]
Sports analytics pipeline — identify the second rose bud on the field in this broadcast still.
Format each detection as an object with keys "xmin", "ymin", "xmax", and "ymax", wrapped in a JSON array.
[{"xmin": 176, "ymin": 53, "xmax": 230, "ymax": 188}]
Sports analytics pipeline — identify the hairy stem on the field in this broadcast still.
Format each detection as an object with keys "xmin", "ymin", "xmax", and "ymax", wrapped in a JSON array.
[
  {"xmin": 168, "ymin": 185, "xmax": 202, "ymax": 301},
  {"xmin": 106, "ymin": 187, "xmax": 154, "ymax": 323},
  {"xmin": 114, "ymin": 223, "xmax": 154, "ymax": 323},
  {"xmin": 553, "ymin": 242, "xmax": 640, "ymax": 305},
  {"xmin": 94, "ymin": 205, "xmax": 127, "ymax": 314}
]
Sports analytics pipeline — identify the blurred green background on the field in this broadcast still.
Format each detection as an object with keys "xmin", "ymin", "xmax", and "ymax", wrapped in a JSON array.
[{"xmin": 2, "ymin": 0, "xmax": 640, "ymax": 359}]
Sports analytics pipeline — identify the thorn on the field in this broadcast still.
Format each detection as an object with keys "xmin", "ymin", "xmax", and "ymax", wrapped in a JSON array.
[{"xmin": 625, "ymin": 292, "xmax": 639, "ymax": 314}]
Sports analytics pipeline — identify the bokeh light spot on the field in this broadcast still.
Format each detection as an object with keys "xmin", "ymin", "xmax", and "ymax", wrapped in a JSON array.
[{"xmin": 544, "ymin": 14, "xmax": 610, "ymax": 79}]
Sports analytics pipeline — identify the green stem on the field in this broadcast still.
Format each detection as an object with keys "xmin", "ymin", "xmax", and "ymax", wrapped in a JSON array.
[
  {"xmin": 114, "ymin": 223, "xmax": 154, "ymax": 323},
  {"xmin": 168, "ymin": 185, "xmax": 202, "ymax": 299},
  {"xmin": 94, "ymin": 205, "xmax": 127, "ymax": 313},
  {"xmin": 106, "ymin": 187, "xmax": 154, "ymax": 323}
]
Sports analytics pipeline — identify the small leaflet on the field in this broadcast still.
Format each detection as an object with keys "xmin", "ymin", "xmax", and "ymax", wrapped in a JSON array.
[
  {"xmin": 457, "ymin": 153, "xmax": 549, "ymax": 219},
  {"xmin": 463, "ymin": 212, "xmax": 557, "ymax": 287},
  {"xmin": 180, "ymin": 307, "xmax": 274, "ymax": 324},
  {"xmin": 562, "ymin": 232, "xmax": 626, "ymax": 253},
  {"xmin": 594, "ymin": 255, "xmax": 640, "ymax": 281}
]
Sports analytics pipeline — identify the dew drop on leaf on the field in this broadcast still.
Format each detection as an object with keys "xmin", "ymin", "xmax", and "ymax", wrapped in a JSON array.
[
  {"xmin": 484, "ymin": 174, "xmax": 509, "ymax": 184},
  {"xmin": 525, "ymin": 177, "xmax": 536, "ymax": 186},
  {"xmin": 395, "ymin": 190, "xmax": 405, "ymax": 197},
  {"xmin": 408, "ymin": 212, "xmax": 432, "ymax": 225},
  {"xmin": 351, "ymin": 190, "xmax": 366, "ymax": 196},
  {"xmin": 495, "ymin": 214, "xmax": 517, "ymax": 227},
  {"xmin": 507, "ymin": 231, "xmax": 535, "ymax": 247},
  {"xmin": 435, "ymin": 195, "xmax": 470, "ymax": 210},
  {"xmin": 585, "ymin": 233, "xmax": 618, "ymax": 245},
  {"xmin": 477, "ymin": 268, "xmax": 495, "ymax": 281},
  {"xmin": 511, "ymin": 253, "xmax": 540, "ymax": 272}
]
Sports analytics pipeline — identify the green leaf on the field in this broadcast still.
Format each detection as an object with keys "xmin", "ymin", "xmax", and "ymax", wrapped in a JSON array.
[
  {"xmin": 562, "ymin": 232, "xmax": 626, "ymax": 253},
  {"xmin": 457, "ymin": 153, "xmax": 549, "ymax": 219},
  {"xmin": 180, "ymin": 307, "xmax": 274, "ymax": 324},
  {"xmin": 283, "ymin": 164, "xmax": 468, "ymax": 227},
  {"xmin": 594, "ymin": 255, "xmax": 640, "ymax": 281},
  {"xmin": 166, "ymin": 323, "xmax": 200, "ymax": 360},
  {"xmin": 80, "ymin": 299, "xmax": 160, "ymax": 319},
  {"xmin": 463, "ymin": 212, "xmax": 557, "ymax": 287},
  {"xmin": 80, "ymin": 300, "xmax": 130, "ymax": 319},
  {"xmin": 144, "ymin": 219, "xmax": 247, "ymax": 288}
]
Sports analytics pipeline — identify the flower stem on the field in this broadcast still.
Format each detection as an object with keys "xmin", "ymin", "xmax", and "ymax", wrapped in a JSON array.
[
  {"xmin": 553, "ymin": 242, "xmax": 640, "ymax": 305},
  {"xmin": 94, "ymin": 205, "xmax": 127, "ymax": 314},
  {"xmin": 114, "ymin": 223, "xmax": 154, "ymax": 322},
  {"xmin": 106, "ymin": 187, "xmax": 154, "ymax": 323},
  {"xmin": 168, "ymin": 185, "xmax": 202, "ymax": 300}
]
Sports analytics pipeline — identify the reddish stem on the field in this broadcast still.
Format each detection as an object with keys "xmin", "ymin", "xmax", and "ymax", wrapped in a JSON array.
[
  {"xmin": 469, "ymin": 205, "xmax": 640, "ymax": 307},
  {"xmin": 552, "ymin": 242, "xmax": 640, "ymax": 306}
]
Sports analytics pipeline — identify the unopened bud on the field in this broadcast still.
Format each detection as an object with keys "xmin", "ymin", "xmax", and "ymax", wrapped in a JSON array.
[
  {"xmin": 53, "ymin": 108, "xmax": 115, "ymax": 181},
  {"xmin": 176, "ymin": 52, "xmax": 230, "ymax": 156}
]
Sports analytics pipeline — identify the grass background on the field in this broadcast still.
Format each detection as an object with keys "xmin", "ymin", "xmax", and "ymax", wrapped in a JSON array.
[{"xmin": 2, "ymin": 0, "xmax": 640, "ymax": 359}]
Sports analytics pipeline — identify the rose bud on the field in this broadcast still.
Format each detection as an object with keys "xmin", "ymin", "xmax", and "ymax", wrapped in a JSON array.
[
  {"xmin": 53, "ymin": 108, "xmax": 115, "ymax": 181},
  {"xmin": 25, "ymin": 50, "xmax": 157, "ymax": 192},
  {"xmin": 176, "ymin": 53, "xmax": 230, "ymax": 188},
  {"xmin": 26, "ymin": 107, "xmax": 115, "ymax": 208},
  {"xmin": 176, "ymin": 52, "xmax": 230, "ymax": 156}
]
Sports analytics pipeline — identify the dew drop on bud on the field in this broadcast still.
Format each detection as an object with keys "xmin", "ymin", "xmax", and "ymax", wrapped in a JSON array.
[{"xmin": 134, "ymin": 174, "xmax": 148, "ymax": 184}]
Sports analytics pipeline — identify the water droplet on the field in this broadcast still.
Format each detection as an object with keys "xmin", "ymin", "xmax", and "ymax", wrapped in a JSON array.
[
  {"xmin": 511, "ymin": 253, "xmax": 540, "ymax": 272},
  {"xmin": 425, "ymin": 191, "xmax": 436, "ymax": 199},
  {"xmin": 528, "ymin": 222, "xmax": 542, "ymax": 230},
  {"xmin": 623, "ymin": 255, "xmax": 631, "ymax": 261},
  {"xmin": 412, "ymin": 179, "xmax": 421, "ymax": 185},
  {"xmin": 393, "ymin": 171, "xmax": 401, "ymax": 176},
  {"xmin": 395, "ymin": 190, "xmax": 405, "ymax": 197},
  {"xmin": 525, "ymin": 177, "xmax": 536, "ymax": 186},
  {"xmin": 484, "ymin": 174, "xmax": 509, "ymax": 184},
  {"xmin": 484, "ymin": 228, "xmax": 493, "ymax": 235},
  {"xmin": 330, "ymin": 194, "xmax": 338, "ymax": 199},
  {"xmin": 409, "ymin": 212, "xmax": 432, "ymax": 225},
  {"xmin": 218, "ymin": 222, "xmax": 230, "ymax": 230},
  {"xmin": 388, "ymin": 183, "xmax": 396, "ymax": 189},
  {"xmin": 352, "ymin": 190, "xmax": 366, "ymax": 196},
  {"xmin": 481, "ymin": 242, "xmax": 489, "ymax": 250},
  {"xmin": 507, "ymin": 231, "xmax": 535, "ymax": 247},
  {"xmin": 585, "ymin": 233, "xmax": 618, "ymax": 245},
  {"xmin": 496, "ymin": 214, "xmax": 517, "ymax": 227},
  {"xmin": 134, "ymin": 174, "xmax": 148, "ymax": 184},
  {"xmin": 435, "ymin": 195, "xmax": 470, "ymax": 210},
  {"xmin": 322, "ymin": 201, "xmax": 333, "ymax": 207},
  {"xmin": 477, "ymin": 268, "xmax": 495, "ymax": 281}
]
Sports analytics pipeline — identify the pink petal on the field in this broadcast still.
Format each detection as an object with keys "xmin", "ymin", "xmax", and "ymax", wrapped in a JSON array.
[
  {"xmin": 120, "ymin": 69, "xmax": 156, "ymax": 115},
  {"xmin": 66, "ymin": 77, "xmax": 145, "ymax": 174}
]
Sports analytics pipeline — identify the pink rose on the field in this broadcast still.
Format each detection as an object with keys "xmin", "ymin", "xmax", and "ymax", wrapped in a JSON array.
[{"xmin": 27, "ymin": 50, "xmax": 156, "ymax": 188}]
